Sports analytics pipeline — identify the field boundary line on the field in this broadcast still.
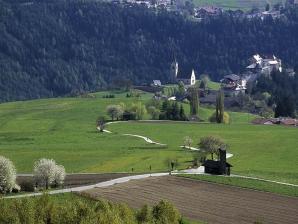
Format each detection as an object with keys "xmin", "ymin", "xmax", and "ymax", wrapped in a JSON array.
[{"xmin": 4, "ymin": 173, "xmax": 169, "ymax": 199}]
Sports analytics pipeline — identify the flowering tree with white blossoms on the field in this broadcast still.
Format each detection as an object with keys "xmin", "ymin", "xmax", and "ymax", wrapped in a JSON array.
[
  {"xmin": 33, "ymin": 158, "xmax": 66, "ymax": 189},
  {"xmin": 53, "ymin": 165, "xmax": 66, "ymax": 187},
  {"xmin": 0, "ymin": 155, "xmax": 17, "ymax": 193}
]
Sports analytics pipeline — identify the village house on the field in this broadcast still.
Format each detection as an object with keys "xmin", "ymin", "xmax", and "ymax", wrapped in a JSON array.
[
  {"xmin": 246, "ymin": 54, "xmax": 282, "ymax": 76},
  {"xmin": 220, "ymin": 74, "xmax": 246, "ymax": 96},
  {"xmin": 152, "ymin": 80, "xmax": 162, "ymax": 87},
  {"xmin": 195, "ymin": 6, "xmax": 222, "ymax": 18},
  {"xmin": 252, "ymin": 117, "xmax": 298, "ymax": 127}
]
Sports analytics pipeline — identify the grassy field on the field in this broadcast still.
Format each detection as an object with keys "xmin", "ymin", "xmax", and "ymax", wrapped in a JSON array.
[
  {"xmin": 0, "ymin": 90, "xmax": 296, "ymax": 186},
  {"xmin": 192, "ymin": 0, "xmax": 285, "ymax": 10},
  {"xmin": 108, "ymin": 122, "xmax": 298, "ymax": 184},
  {"xmin": 178, "ymin": 175, "xmax": 298, "ymax": 197},
  {"xmin": 207, "ymin": 81, "xmax": 220, "ymax": 90}
]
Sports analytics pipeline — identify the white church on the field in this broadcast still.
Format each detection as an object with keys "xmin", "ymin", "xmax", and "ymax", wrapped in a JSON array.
[{"xmin": 171, "ymin": 61, "xmax": 196, "ymax": 86}]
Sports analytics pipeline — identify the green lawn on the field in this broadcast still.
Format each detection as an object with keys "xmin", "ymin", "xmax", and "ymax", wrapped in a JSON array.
[{"xmin": 178, "ymin": 175, "xmax": 298, "ymax": 197}]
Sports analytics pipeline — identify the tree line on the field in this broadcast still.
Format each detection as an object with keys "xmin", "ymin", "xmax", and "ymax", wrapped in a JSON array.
[
  {"xmin": 0, "ymin": 193, "xmax": 186, "ymax": 224},
  {"xmin": 1, "ymin": 1, "xmax": 298, "ymax": 102}
]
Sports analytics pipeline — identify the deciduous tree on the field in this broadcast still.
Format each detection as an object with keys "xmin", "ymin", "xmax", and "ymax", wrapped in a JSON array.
[
  {"xmin": 198, "ymin": 136, "xmax": 227, "ymax": 160},
  {"xmin": 106, "ymin": 105, "xmax": 124, "ymax": 121},
  {"xmin": 0, "ymin": 156, "xmax": 17, "ymax": 193}
]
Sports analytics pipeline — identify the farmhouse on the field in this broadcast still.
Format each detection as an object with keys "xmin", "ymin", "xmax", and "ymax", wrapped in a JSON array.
[
  {"xmin": 152, "ymin": 80, "xmax": 162, "ymax": 87},
  {"xmin": 203, "ymin": 148, "xmax": 232, "ymax": 175},
  {"xmin": 220, "ymin": 74, "xmax": 246, "ymax": 96},
  {"xmin": 252, "ymin": 117, "xmax": 298, "ymax": 126},
  {"xmin": 246, "ymin": 54, "xmax": 282, "ymax": 75}
]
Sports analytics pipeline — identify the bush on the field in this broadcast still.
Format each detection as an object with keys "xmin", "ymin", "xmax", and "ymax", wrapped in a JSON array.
[
  {"xmin": 152, "ymin": 200, "xmax": 181, "ymax": 224},
  {"xmin": 0, "ymin": 155, "xmax": 17, "ymax": 193},
  {"xmin": 209, "ymin": 111, "xmax": 230, "ymax": 124}
]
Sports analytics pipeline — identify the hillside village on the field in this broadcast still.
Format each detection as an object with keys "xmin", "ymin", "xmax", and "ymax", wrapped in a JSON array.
[
  {"xmin": 0, "ymin": 1, "xmax": 298, "ymax": 223},
  {"xmin": 111, "ymin": 0, "xmax": 298, "ymax": 21},
  {"xmin": 147, "ymin": 53, "xmax": 297, "ymax": 126}
]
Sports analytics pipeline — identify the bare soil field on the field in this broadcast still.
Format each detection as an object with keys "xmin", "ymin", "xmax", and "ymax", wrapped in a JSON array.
[
  {"xmin": 83, "ymin": 176, "xmax": 298, "ymax": 224},
  {"xmin": 17, "ymin": 173, "xmax": 131, "ymax": 188}
]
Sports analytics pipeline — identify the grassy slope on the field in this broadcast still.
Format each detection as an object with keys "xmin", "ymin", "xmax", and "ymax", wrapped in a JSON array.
[
  {"xmin": 178, "ymin": 175, "xmax": 298, "ymax": 197},
  {"xmin": 0, "ymin": 90, "xmax": 164, "ymax": 173},
  {"xmin": 192, "ymin": 0, "xmax": 285, "ymax": 10},
  {"xmin": 108, "ymin": 122, "xmax": 298, "ymax": 184},
  {"xmin": 207, "ymin": 81, "xmax": 220, "ymax": 90},
  {"xmin": 1, "ymin": 90, "xmax": 296, "ymax": 185},
  {"xmin": 0, "ymin": 90, "xmax": 254, "ymax": 174}
]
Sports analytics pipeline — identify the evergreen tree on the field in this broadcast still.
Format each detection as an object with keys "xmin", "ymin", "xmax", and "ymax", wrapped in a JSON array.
[
  {"xmin": 215, "ymin": 90, "xmax": 225, "ymax": 123},
  {"xmin": 172, "ymin": 102, "xmax": 180, "ymax": 120},
  {"xmin": 188, "ymin": 86, "xmax": 199, "ymax": 116},
  {"xmin": 179, "ymin": 105, "xmax": 186, "ymax": 121}
]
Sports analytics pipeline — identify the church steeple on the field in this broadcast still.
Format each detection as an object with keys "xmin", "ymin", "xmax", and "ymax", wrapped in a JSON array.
[
  {"xmin": 170, "ymin": 60, "xmax": 179, "ymax": 83},
  {"xmin": 190, "ymin": 69, "xmax": 196, "ymax": 85}
]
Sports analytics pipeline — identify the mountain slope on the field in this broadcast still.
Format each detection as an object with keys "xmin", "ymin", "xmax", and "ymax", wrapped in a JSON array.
[{"xmin": 1, "ymin": 1, "xmax": 298, "ymax": 102}]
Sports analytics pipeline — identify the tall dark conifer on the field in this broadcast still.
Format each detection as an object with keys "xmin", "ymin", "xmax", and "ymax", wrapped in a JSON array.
[
  {"xmin": 189, "ymin": 86, "xmax": 199, "ymax": 116},
  {"xmin": 216, "ymin": 90, "xmax": 224, "ymax": 123}
]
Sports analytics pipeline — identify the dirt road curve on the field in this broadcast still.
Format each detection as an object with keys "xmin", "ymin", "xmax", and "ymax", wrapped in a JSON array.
[{"xmin": 83, "ymin": 176, "xmax": 298, "ymax": 224}]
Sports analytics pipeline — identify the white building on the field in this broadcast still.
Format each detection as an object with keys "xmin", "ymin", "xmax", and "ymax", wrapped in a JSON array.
[
  {"xmin": 172, "ymin": 61, "xmax": 197, "ymax": 86},
  {"xmin": 246, "ymin": 54, "xmax": 282, "ymax": 76}
]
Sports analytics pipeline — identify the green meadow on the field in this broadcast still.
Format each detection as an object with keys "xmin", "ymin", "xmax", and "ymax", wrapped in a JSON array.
[
  {"xmin": 191, "ymin": 0, "xmax": 285, "ymax": 10},
  {"xmin": 108, "ymin": 122, "xmax": 298, "ymax": 184},
  {"xmin": 0, "ymin": 90, "xmax": 297, "ymax": 186}
]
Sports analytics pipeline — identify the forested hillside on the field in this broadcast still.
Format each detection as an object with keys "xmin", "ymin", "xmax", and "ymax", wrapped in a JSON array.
[{"xmin": 1, "ymin": 0, "xmax": 298, "ymax": 102}]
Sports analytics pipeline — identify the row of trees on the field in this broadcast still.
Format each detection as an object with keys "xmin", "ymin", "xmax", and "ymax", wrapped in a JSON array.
[
  {"xmin": 1, "ymin": 1, "xmax": 298, "ymax": 102},
  {"xmin": 159, "ymin": 101, "xmax": 187, "ymax": 121},
  {"xmin": 106, "ymin": 102, "xmax": 147, "ymax": 121},
  {"xmin": 105, "ymin": 99, "xmax": 188, "ymax": 122},
  {"xmin": 0, "ymin": 156, "xmax": 65, "ymax": 194},
  {"xmin": 0, "ymin": 194, "xmax": 185, "ymax": 224}
]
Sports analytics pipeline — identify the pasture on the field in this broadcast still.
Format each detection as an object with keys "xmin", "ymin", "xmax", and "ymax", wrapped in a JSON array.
[
  {"xmin": 192, "ymin": 0, "xmax": 285, "ymax": 10},
  {"xmin": 0, "ymin": 90, "xmax": 297, "ymax": 186},
  {"xmin": 108, "ymin": 121, "xmax": 298, "ymax": 184}
]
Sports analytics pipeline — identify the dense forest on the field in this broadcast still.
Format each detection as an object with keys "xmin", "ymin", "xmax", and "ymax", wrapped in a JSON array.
[
  {"xmin": 1, "ymin": 0, "xmax": 298, "ymax": 102},
  {"xmin": 252, "ymin": 70, "xmax": 298, "ymax": 117}
]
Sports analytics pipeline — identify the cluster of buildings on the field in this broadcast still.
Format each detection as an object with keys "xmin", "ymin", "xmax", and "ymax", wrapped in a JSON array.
[
  {"xmin": 110, "ymin": 0, "xmax": 224, "ymax": 20},
  {"xmin": 111, "ymin": 0, "xmax": 298, "ymax": 22},
  {"xmin": 111, "ymin": 0, "xmax": 174, "ymax": 10},
  {"xmin": 220, "ymin": 54, "xmax": 289, "ymax": 96}
]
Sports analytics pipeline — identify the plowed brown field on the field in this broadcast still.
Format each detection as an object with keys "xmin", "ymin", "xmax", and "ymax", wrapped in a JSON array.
[{"xmin": 83, "ymin": 176, "xmax": 298, "ymax": 224}]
